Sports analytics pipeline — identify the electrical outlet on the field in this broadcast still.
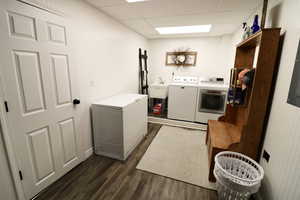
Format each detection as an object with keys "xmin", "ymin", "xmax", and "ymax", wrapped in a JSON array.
[{"xmin": 263, "ymin": 150, "xmax": 270, "ymax": 163}]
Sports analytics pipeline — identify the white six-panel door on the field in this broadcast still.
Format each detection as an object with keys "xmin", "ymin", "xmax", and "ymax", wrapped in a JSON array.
[{"xmin": 0, "ymin": 1, "xmax": 82, "ymax": 199}]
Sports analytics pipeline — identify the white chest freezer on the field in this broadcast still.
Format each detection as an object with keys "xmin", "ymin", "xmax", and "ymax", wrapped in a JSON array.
[{"xmin": 91, "ymin": 93, "xmax": 148, "ymax": 160}]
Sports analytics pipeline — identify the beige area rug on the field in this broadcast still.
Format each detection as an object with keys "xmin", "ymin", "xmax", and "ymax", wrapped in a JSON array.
[{"xmin": 137, "ymin": 125, "xmax": 216, "ymax": 190}]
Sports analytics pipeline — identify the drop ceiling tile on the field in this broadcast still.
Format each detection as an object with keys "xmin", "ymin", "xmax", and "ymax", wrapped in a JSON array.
[
  {"xmin": 100, "ymin": 4, "xmax": 145, "ymax": 20},
  {"xmin": 122, "ymin": 19, "xmax": 158, "ymax": 36},
  {"xmin": 100, "ymin": 4, "xmax": 179, "ymax": 20},
  {"xmin": 86, "ymin": 0, "xmax": 126, "ymax": 7},
  {"xmin": 146, "ymin": 12, "xmax": 246, "ymax": 27},
  {"xmin": 99, "ymin": 0, "xmax": 222, "ymax": 20},
  {"xmin": 210, "ymin": 23, "xmax": 238, "ymax": 34},
  {"xmin": 165, "ymin": 0, "xmax": 221, "ymax": 14},
  {"xmin": 217, "ymin": 0, "xmax": 261, "ymax": 12}
]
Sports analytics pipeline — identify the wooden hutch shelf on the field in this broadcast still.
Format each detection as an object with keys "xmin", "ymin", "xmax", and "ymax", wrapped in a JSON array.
[{"xmin": 206, "ymin": 28, "xmax": 281, "ymax": 182}]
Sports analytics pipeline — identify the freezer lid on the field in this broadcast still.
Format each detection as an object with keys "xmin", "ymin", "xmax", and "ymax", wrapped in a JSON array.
[{"xmin": 92, "ymin": 93, "xmax": 147, "ymax": 109}]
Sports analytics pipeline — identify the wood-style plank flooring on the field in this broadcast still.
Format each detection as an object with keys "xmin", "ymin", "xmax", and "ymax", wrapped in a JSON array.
[{"xmin": 35, "ymin": 123, "xmax": 217, "ymax": 200}]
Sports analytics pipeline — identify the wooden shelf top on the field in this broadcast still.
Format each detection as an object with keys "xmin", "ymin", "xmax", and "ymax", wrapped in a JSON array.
[
  {"xmin": 237, "ymin": 31, "xmax": 262, "ymax": 49},
  {"xmin": 237, "ymin": 28, "xmax": 281, "ymax": 49},
  {"xmin": 208, "ymin": 120, "xmax": 242, "ymax": 149}
]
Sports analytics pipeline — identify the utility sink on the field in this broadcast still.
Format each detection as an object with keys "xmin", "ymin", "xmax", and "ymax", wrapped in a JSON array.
[{"xmin": 149, "ymin": 83, "xmax": 168, "ymax": 99}]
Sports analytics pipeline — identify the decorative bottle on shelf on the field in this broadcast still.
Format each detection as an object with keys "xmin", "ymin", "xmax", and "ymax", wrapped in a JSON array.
[
  {"xmin": 251, "ymin": 15, "xmax": 260, "ymax": 34},
  {"xmin": 242, "ymin": 22, "xmax": 251, "ymax": 40}
]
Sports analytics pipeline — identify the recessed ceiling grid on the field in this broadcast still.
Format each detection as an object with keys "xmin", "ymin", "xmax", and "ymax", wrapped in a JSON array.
[{"xmin": 85, "ymin": 0, "xmax": 262, "ymax": 38}]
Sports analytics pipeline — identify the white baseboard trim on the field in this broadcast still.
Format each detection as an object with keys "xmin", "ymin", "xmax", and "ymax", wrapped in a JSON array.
[
  {"xmin": 84, "ymin": 147, "xmax": 93, "ymax": 160},
  {"xmin": 148, "ymin": 116, "xmax": 207, "ymax": 130}
]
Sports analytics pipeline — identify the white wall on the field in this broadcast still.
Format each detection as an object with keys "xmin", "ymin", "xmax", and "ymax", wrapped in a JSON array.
[
  {"xmin": 230, "ymin": 0, "xmax": 300, "ymax": 199},
  {"xmin": 260, "ymin": 0, "xmax": 300, "ymax": 199},
  {"xmin": 148, "ymin": 35, "xmax": 233, "ymax": 84},
  {"xmin": 47, "ymin": 0, "xmax": 149, "ymax": 155}
]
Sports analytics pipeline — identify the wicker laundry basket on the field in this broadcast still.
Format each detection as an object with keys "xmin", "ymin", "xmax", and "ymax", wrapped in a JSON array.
[{"xmin": 214, "ymin": 151, "xmax": 264, "ymax": 200}]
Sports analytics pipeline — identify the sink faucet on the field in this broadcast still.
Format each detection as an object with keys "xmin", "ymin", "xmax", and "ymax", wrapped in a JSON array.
[{"xmin": 158, "ymin": 76, "xmax": 165, "ymax": 84}]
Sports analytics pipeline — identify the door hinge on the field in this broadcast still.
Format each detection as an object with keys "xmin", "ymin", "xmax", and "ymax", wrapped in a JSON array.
[
  {"xmin": 4, "ymin": 101, "xmax": 9, "ymax": 112},
  {"xmin": 19, "ymin": 170, "xmax": 23, "ymax": 181}
]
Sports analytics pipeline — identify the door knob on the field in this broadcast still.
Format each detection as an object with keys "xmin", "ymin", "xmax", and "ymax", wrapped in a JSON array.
[{"xmin": 73, "ymin": 99, "xmax": 80, "ymax": 105}]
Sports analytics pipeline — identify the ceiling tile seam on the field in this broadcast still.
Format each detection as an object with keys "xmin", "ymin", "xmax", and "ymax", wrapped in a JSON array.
[
  {"xmin": 217, "ymin": 0, "xmax": 224, "ymax": 10},
  {"xmin": 141, "ymin": 17, "xmax": 158, "ymax": 35},
  {"xmin": 97, "ymin": 1, "xmax": 257, "ymax": 12},
  {"xmin": 85, "ymin": 2, "xmax": 231, "ymax": 39},
  {"xmin": 86, "ymin": 0, "xmax": 263, "ymax": 39},
  {"xmin": 137, "ymin": 10, "xmax": 253, "ymax": 21},
  {"xmin": 98, "ymin": 4, "xmax": 259, "ymax": 21}
]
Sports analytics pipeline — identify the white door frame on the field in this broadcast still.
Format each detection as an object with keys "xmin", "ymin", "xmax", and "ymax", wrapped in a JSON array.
[
  {"xmin": 0, "ymin": 1, "xmax": 85, "ymax": 199},
  {"xmin": 0, "ymin": 71, "xmax": 26, "ymax": 200}
]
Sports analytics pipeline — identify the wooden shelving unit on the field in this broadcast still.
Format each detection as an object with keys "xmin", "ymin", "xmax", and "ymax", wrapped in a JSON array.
[
  {"xmin": 206, "ymin": 28, "xmax": 281, "ymax": 182},
  {"xmin": 237, "ymin": 31, "xmax": 263, "ymax": 48}
]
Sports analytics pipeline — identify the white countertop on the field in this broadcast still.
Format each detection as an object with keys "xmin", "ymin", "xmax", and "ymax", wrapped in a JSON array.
[
  {"xmin": 169, "ymin": 82, "xmax": 200, "ymax": 87},
  {"xmin": 168, "ymin": 82, "xmax": 229, "ymax": 90}
]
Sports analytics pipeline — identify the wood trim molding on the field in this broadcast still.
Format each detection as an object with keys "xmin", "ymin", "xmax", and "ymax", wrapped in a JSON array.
[{"xmin": 17, "ymin": 0, "xmax": 65, "ymax": 16}]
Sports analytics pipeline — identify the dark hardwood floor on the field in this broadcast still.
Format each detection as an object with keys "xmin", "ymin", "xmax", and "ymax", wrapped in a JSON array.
[{"xmin": 35, "ymin": 123, "xmax": 217, "ymax": 200}]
